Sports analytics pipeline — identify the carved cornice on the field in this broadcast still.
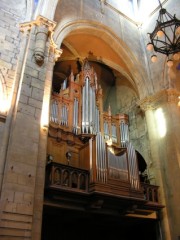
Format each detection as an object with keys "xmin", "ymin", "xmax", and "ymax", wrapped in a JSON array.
[{"xmin": 137, "ymin": 89, "xmax": 180, "ymax": 111}]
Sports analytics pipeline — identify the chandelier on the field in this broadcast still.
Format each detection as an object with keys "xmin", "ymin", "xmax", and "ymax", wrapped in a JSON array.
[{"xmin": 146, "ymin": 0, "xmax": 180, "ymax": 67}]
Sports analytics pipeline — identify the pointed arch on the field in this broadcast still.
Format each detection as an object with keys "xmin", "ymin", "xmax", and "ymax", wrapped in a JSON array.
[{"xmin": 53, "ymin": 20, "xmax": 149, "ymax": 99}]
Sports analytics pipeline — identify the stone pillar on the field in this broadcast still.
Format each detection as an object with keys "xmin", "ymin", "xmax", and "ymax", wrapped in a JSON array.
[
  {"xmin": 31, "ymin": 47, "xmax": 62, "ymax": 240},
  {"xmin": 139, "ymin": 89, "xmax": 180, "ymax": 240},
  {"xmin": 0, "ymin": 15, "xmax": 62, "ymax": 239}
]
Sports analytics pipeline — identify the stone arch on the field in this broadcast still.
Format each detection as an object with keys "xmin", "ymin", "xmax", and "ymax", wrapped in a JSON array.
[{"xmin": 53, "ymin": 20, "xmax": 149, "ymax": 99}]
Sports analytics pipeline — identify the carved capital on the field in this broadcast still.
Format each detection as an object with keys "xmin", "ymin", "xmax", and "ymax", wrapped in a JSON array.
[
  {"xmin": 19, "ymin": 15, "xmax": 62, "ymax": 65},
  {"xmin": 138, "ymin": 89, "xmax": 180, "ymax": 111},
  {"xmin": 20, "ymin": 15, "xmax": 56, "ymax": 33}
]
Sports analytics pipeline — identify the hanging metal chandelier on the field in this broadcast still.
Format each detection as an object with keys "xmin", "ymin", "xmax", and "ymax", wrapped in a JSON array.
[{"xmin": 146, "ymin": 0, "xmax": 180, "ymax": 67}]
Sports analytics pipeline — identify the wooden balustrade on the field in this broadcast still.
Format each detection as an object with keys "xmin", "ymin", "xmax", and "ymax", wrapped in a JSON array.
[
  {"xmin": 141, "ymin": 183, "xmax": 159, "ymax": 203},
  {"xmin": 45, "ymin": 162, "xmax": 89, "ymax": 192},
  {"xmin": 45, "ymin": 162, "xmax": 162, "ymax": 207}
]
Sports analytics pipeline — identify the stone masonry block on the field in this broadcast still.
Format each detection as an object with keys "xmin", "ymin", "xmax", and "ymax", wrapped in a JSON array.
[
  {"xmin": 0, "ymin": 59, "xmax": 12, "ymax": 69},
  {"xmin": 15, "ymin": 112, "xmax": 40, "ymax": 138},
  {"xmin": 39, "ymin": 71, "xmax": 46, "ymax": 81},
  {"xmin": 0, "ymin": 26, "xmax": 12, "ymax": 37},
  {"xmin": 7, "ymin": 161, "xmax": 36, "ymax": 176},
  {"xmin": 28, "ymin": 97, "xmax": 42, "ymax": 109},
  {"xmin": 3, "ymin": 201, "xmax": 17, "ymax": 213},
  {"xmin": 16, "ymin": 202, "xmax": 33, "ymax": 216},
  {"xmin": 19, "ymin": 94, "xmax": 28, "ymax": 104},
  {"xmin": 31, "ymin": 77, "xmax": 45, "ymax": 89},
  {"xmin": 24, "ymin": 193, "xmax": 33, "ymax": 203},
  {"xmin": 32, "ymin": 87, "xmax": 44, "ymax": 101},
  {"xmin": 5, "ymin": 182, "xmax": 34, "ymax": 195},
  {"xmin": 23, "ymin": 74, "xmax": 32, "ymax": 85},
  {"xmin": 2, "ymin": 190, "xmax": 14, "ymax": 202},
  {"xmin": 0, "ymin": 228, "xmax": 31, "ymax": 238},
  {"xmin": 21, "ymin": 83, "xmax": 32, "ymax": 97},
  {"xmin": 1, "ymin": 49, "xmax": 15, "ymax": 58},
  {"xmin": 25, "ymin": 66, "xmax": 39, "ymax": 78},
  {"xmin": 35, "ymin": 108, "xmax": 41, "ymax": 120},
  {"xmin": 17, "ymin": 102, "xmax": 35, "ymax": 116},
  {"xmin": 2, "ymin": 40, "xmax": 15, "ymax": 50},
  {"xmin": 14, "ymin": 191, "xmax": 23, "ymax": 203},
  {"xmin": 11, "ymin": 57, "xmax": 17, "ymax": 65},
  {"xmin": 2, "ymin": 212, "xmax": 32, "ymax": 223},
  {"xmin": 18, "ymin": 174, "xmax": 35, "ymax": 187},
  {"xmin": 5, "ymin": 35, "xmax": 14, "ymax": 43},
  {"xmin": 0, "ymin": 53, "xmax": 12, "ymax": 63},
  {"xmin": 6, "ymin": 172, "xmax": 18, "ymax": 184},
  {"xmin": 0, "ymin": 219, "xmax": 32, "ymax": 230}
]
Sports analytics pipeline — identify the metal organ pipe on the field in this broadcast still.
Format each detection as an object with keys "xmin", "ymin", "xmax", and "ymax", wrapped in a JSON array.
[
  {"xmin": 54, "ymin": 100, "xmax": 58, "ymax": 123},
  {"xmin": 96, "ymin": 133, "xmax": 107, "ymax": 183},
  {"xmin": 127, "ymin": 142, "xmax": 139, "ymax": 189},
  {"xmin": 104, "ymin": 122, "xmax": 109, "ymax": 140},
  {"xmin": 111, "ymin": 124, "xmax": 117, "ymax": 143},
  {"xmin": 82, "ymin": 86, "xmax": 85, "ymax": 133},
  {"xmin": 89, "ymin": 87, "xmax": 92, "ymax": 134},
  {"xmin": 92, "ymin": 89, "xmax": 95, "ymax": 134},
  {"xmin": 120, "ymin": 121, "xmax": 129, "ymax": 147},
  {"xmin": 85, "ymin": 77, "xmax": 89, "ymax": 133},
  {"xmin": 108, "ymin": 149, "xmax": 128, "ymax": 180},
  {"xmin": 82, "ymin": 77, "xmax": 97, "ymax": 134},
  {"xmin": 95, "ymin": 108, "xmax": 100, "ymax": 133},
  {"xmin": 50, "ymin": 100, "xmax": 54, "ymax": 122},
  {"xmin": 73, "ymin": 98, "xmax": 79, "ymax": 134},
  {"xmin": 61, "ymin": 78, "xmax": 67, "ymax": 90}
]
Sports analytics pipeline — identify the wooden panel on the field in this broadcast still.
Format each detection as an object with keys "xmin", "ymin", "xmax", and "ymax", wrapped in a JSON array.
[{"xmin": 79, "ymin": 144, "xmax": 90, "ymax": 169}]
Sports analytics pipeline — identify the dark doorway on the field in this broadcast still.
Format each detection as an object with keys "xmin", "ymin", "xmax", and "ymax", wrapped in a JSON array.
[{"xmin": 41, "ymin": 206, "xmax": 160, "ymax": 240}]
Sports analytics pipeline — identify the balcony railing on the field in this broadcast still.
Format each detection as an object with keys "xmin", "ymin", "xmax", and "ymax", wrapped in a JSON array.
[
  {"xmin": 141, "ymin": 183, "xmax": 160, "ymax": 204},
  {"xmin": 45, "ymin": 162, "xmax": 89, "ymax": 193},
  {"xmin": 45, "ymin": 162, "xmax": 163, "ymax": 208}
]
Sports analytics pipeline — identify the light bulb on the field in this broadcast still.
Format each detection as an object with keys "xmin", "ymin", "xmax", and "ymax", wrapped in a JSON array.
[
  {"xmin": 151, "ymin": 55, "xmax": 157, "ymax": 63},
  {"xmin": 175, "ymin": 26, "xmax": 180, "ymax": 35},
  {"xmin": 173, "ymin": 53, "xmax": 180, "ymax": 61},
  {"xmin": 157, "ymin": 30, "xmax": 164, "ymax": 37},
  {"xmin": 178, "ymin": 97, "xmax": 180, "ymax": 107},
  {"xmin": 146, "ymin": 43, "xmax": 154, "ymax": 51},
  {"xmin": 167, "ymin": 59, "xmax": 173, "ymax": 68}
]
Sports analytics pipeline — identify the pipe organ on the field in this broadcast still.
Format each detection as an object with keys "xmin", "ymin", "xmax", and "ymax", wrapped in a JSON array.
[{"xmin": 48, "ymin": 59, "xmax": 140, "ymax": 190}]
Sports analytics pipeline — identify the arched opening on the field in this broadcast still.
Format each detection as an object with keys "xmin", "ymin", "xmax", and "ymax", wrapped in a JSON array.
[{"xmin": 136, "ymin": 150, "xmax": 149, "ymax": 183}]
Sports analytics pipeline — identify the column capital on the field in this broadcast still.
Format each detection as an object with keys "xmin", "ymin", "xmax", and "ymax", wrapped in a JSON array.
[
  {"xmin": 19, "ymin": 15, "xmax": 62, "ymax": 64},
  {"xmin": 20, "ymin": 15, "xmax": 56, "ymax": 33},
  {"xmin": 137, "ymin": 89, "xmax": 180, "ymax": 111}
]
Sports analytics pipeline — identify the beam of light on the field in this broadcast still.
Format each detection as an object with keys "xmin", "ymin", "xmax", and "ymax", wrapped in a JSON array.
[
  {"xmin": 0, "ymin": 83, "xmax": 9, "ymax": 114},
  {"xmin": 155, "ymin": 108, "xmax": 166, "ymax": 138},
  {"xmin": 40, "ymin": 92, "xmax": 50, "ymax": 130}
]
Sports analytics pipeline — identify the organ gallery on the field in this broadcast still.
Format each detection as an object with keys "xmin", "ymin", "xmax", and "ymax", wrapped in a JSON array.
[{"xmin": 44, "ymin": 59, "xmax": 162, "ymax": 219}]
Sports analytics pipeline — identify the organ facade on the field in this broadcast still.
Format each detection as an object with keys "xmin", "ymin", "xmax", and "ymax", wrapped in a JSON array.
[{"xmin": 45, "ymin": 60, "xmax": 162, "ymax": 210}]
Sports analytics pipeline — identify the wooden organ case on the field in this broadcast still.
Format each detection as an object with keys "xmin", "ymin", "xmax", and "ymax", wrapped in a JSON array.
[{"xmin": 46, "ymin": 59, "xmax": 144, "ymax": 200}]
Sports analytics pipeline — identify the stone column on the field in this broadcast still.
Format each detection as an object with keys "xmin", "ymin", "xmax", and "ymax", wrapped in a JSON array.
[
  {"xmin": 139, "ymin": 89, "xmax": 180, "ymax": 240},
  {"xmin": 0, "ymin": 15, "xmax": 62, "ymax": 239},
  {"xmin": 31, "ymin": 47, "xmax": 62, "ymax": 240}
]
